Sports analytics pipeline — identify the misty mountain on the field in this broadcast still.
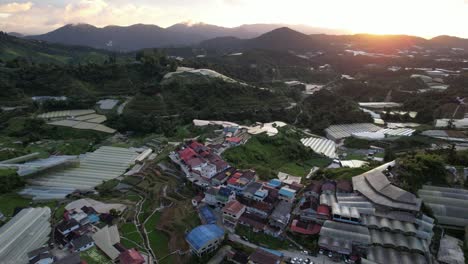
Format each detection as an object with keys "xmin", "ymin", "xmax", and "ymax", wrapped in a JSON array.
[
  {"xmin": 7, "ymin": 32, "xmax": 24, "ymax": 38},
  {"xmin": 26, "ymin": 22, "xmax": 349, "ymax": 51}
]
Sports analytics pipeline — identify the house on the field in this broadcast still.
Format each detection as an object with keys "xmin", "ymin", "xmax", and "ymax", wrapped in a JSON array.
[
  {"xmin": 266, "ymin": 179, "xmax": 282, "ymax": 189},
  {"xmin": 186, "ymin": 224, "xmax": 225, "ymax": 257},
  {"xmin": 28, "ymin": 247, "xmax": 54, "ymax": 264},
  {"xmin": 298, "ymin": 196, "xmax": 320, "ymax": 222},
  {"xmin": 278, "ymin": 187, "xmax": 296, "ymax": 203},
  {"xmin": 226, "ymin": 137, "xmax": 242, "ymax": 146},
  {"xmin": 222, "ymin": 200, "xmax": 247, "ymax": 229},
  {"xmin": 200, "ymin": 163, "xmax": 217, "ymax": 180},
  {"xmin": 70, "ymin": 235, "xmax": 94, "ymax": 252},
  {"xmin": 238, "ymin": 213, "xmax": 267, "ymax": 232},
  {"xmin": 336, "ymin": 180, "xmax": 353, "ymax": 193},
  {"xmin": 206, "ymin": 154, "xmax": 230, "ymax": 172},
  {"xmin": 92, "ymin": 225, "xmax": 121, "ymax": 260},
  {"xmin": 227, "ymin": 171, "xmax": 257, "ymax": 194},
  {"xmin": 290, "ymin": 219, "xmax": 321, "ymax": 235},
  {"xmin": 211, "ymin": 167, "xmax": 236, "ymax": 186},
  {"xmin": 199, "ymin": 205, "xmax": 217, "ymax": 225},
  {"xmin": 242, "ymin": 182, "xmax": 263, "ymax": 200},
  {"xmin": 119, "ymin": 248, "xmax": 145, "ymax": 264},
  {"xmin": 204, "ymin": 186, "xmax": 236, "ymax": 208},
  {"xmin": 244, "ymin": 200, "xmax": 274, "ymax": 219},
  {"xmin": 248, "ymin": 248, "xmax": 282, "ymax": 264},
  {"xmin": 56, "ymin": 219, "xmax": 80, "ymax": 236},
  {"xmin": 269, "ymin": 201, "xmax": 293, "ymax": 230},
  {"xmin": 304, "ymin": 181, "xmax": 323, "ymax": 198},
  {"xmin": 321, "ymin": 181, "xmax": 336, "ymax": 195},
  {"xmin": 178, "ymin": 148, "xmax": 198, "ymax": 164}
]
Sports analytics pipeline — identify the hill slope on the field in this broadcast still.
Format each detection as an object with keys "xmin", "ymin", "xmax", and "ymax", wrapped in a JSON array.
[{"xmin": 0, "ymin": 32, "xmax": 116, "ymax": 64}]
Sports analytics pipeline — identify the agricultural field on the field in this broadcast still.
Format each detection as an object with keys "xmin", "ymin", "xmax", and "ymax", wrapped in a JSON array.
[{"xmin": 223, "ymin": 129, "xmax": 331, "ymax": 179}]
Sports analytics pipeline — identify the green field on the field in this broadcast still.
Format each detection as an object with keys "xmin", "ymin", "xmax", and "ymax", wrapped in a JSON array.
[
  {"xmin": 0, "ymin": 194, "xmax": 31, "ymax": 218},
  {"xmin": 223, "ymin": 130, "xmax": 331, "ymax": 179},
  {"xmin": 80, "ymin": 247, "xmax": 113, "ymax": 264},
  {"xmin": 120, "ymin": 223, "xmax": 147, "ymax": 252},
  {"xmin": 144, "ymin": 212, "xmax": 173, "ymax": 264}
]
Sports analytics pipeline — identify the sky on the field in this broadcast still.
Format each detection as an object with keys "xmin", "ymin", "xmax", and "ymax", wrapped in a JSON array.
[{"xmin": 1, "ymin": 0, "xmax": 468, "ymax": 38}]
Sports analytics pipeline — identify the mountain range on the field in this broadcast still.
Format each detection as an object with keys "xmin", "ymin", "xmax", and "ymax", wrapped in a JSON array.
[
  {"xmin": 6, "ymin": 22, "xmax": 468, "ymax": 55},
  {"xmin": 25, "ymin": 22, "xmax": 349, "ymax": 51}
]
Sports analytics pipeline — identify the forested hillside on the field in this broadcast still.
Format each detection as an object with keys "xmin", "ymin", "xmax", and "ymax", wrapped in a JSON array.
[{"xmin": 0, "ymin": 32, "xmax": 124, "ymax": 64}]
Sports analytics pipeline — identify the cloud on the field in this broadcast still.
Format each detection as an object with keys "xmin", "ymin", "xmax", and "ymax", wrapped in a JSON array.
[
  {"xmin": 0, "ymin": 1, "xmax": 33, "ymax": 13},
  {"xmin": 64, "ymin": 0, "xmax": 108, "ymax": 19}
]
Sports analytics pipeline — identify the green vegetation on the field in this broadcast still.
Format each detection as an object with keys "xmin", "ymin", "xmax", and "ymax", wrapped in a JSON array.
[
  {"xmin": 223, "ymin": 129, "xmax": 331, "ymax": 179},
  {"xmin": 298, "ymin": 90, "xmax": 373, "ymax": 134},
  {"xmin": 120, "ymin": 223, "xmax": 146, "ymax": 252},
  {"xmin": 145, "ymin": 212, "xmax": 173, "ymax": 264},
  {"xmin": 0, "ymin": 193, "xmax": 31, "ymax": 217},
  {"xmin": 344, "ymin": 137, "xmax": 372, "ymax": 149},
  {"xmin": 318, "ymin": 167, "xmax": 371, "ymax": 180},
  {"xmin": 395, "ymin": 153, "xmax": 448, "ymax": 192},
  {"xmin": 0, "ymin": 32, "xmax": 127, "ymax": 64},
  {"xmin": 236, "ymin": 225, "xmax": 290, "ymax": 249},
  {"xmin": 80, "ymin": 247, "xmax": 113, "ymax": 264},
  {"xmin": 0, "ymin": 169, "xmax": 24, "ymax": 193}
]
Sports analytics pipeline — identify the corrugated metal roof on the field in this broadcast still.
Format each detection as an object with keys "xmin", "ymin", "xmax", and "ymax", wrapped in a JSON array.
[
  {"xmin": 419, "ymin": 185, "xmax": 468, "ymax": 227},
  {"xmin": 366, "ymin": 246, "xmax": 427, "ymax": 264},
  {"xmin": 320, "ymin": 220, "xmax": 370, "ymax": 245},
  {"xmin": 301, "ymin": 137, "xmax": 337, "ymax": 158},
  {"xmin": 369, "ymin": 229, "xmax": 428, "ymax": 253},
  {"xmin": 0, "ymin": 207, "xmax": 51, "ymax": 264},
  {"xmin": 186, "ymin": 224, "xmax": 224, "ymax": 251},
  {"xmin": 325, "ymin": 123, "xmax": 381, "ymax": 140},
  {"xmin": 19, "ymin": 147, "xmax": 138, "ymax": 200}
]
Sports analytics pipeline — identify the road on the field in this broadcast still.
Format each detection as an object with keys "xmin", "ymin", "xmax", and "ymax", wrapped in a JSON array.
[{"xmin": 228, "ymin": 234, "xmax": 341, "ymax": 264}]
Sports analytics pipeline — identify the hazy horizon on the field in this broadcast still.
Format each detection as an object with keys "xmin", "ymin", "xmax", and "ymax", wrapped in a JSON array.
[{"xmin": 1, "ymin": 0, "xmax": 468, "ymax": 38}]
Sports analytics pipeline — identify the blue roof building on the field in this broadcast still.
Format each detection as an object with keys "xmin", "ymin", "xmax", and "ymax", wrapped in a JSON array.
[
  {"xmin": 199, "ymin": 206, "xmax": 217, "ymax": 224},
  {"xmin": 278, "ymin": 187, "xmax": 297, "ymax": 202},
  {"xmin": 186, "ymin": 224, "xmax": 225, "ymax": 256},
  {"xmin": 267, "ymin": 179, "xmax": 282, "ymax": 188}
]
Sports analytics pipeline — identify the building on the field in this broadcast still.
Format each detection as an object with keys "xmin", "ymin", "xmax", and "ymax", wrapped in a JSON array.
[
  {"xmin": 321, "ymin": 181, "xmax": 336, "ymax": 195},
  {"xmin": 204, "ymin": 186, "xmax": 236, "ymax": 208},
  {"xmin": 227, "ymin": 171, "xmax": 257, "ymax": 194},
  {"xmin": 186, "ymin": 224, "xmax": 225, "ymax": 257},
  {"xmin": 70, "ymin": 235, "xmax": 94, "ymax": 252},
  {"xmin": 0, "ymin": 207, "xmax": 52, "ymax": 264},
  {"xmin": 332, "ymin": 203, "xmax": 361, "ymax": 224},
  {"xmin": 248, "ymin": 248, "xmax": 282, "ymax": 264},
  {"xmin": 336, "ymin": 180, "xmax": 353, "ymax": 193},
  {"xmin": 418, "ymin": 185, "xmax": 468, "ymax": 228},
  {"xmin": 278, "ymin": 187, "xmax": 296, "ymax": 203},
  {"xmin": 319, "ymin": 220, "xmax": 371, "ymax": 256},
  {"xmin": 325, "ymin": 123, "xmax": 381, "ymax": 142},
  {"xmin": 304, "ymin": 181, "xmax": 323, "ymax": 198},
  {"xmin": 290, "ymin": 219, "xmax": 321, "ymax": 235},
  {"xmin": 222, "ymin": 200, "xmax": 247, "ymax": 229},
  {"xmin": 238, "ymin": 213, "xmax": 267, "ymax": 232},
  {"xmin": 211, "ymin": 167, "xmax": 236, "ymax": 186},
  {"xmin": 119, "ymin": 249, "xmax": 145, "ymax": 264},
  {"xmin": 269, "ymin": 201, "xmax": 293, "ymax": 230},
  {"xmin": 244, "ymin": 200, "xmax": 274, "ymax": 219},
  {"xmin": 56, "ymin": 219, "xmax": 80, "ymax": 236},
  {"xmin": 199, "ymin": 205, "xmax": 217, "ymax": 225},
  {"xmin": 242, "ymin": 182, "xmax": 264, "ymax": 200},
  {"xmin": 27, "ymin": 247, "xmax": 54, "ymax": 264},
  {"xmin": 352, "ymin": 162, "xmax": 422, "ymax": 213},
  {"xmin": 92, "ymin": 225, "xmax": 121, "ymax": 260}
]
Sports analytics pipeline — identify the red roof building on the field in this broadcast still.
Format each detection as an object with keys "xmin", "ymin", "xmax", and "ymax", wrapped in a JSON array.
[
  {"xmin": 317, "ymin": 205, "xmax": 331, "ymax": 218},
  {"xmin": 119, "ymin": 249, "xmax": 145, "ymax": 264},
  {"xmin": 226, "ymin": 137, "xmax": 242, "ymax": 144},
  {"xmin": 290, "ymin": 219, "xmax": 322, "ymax": 235},
  {"xmin": 178, "ymin": 148, "xmax": 198, "ymax": 163}
]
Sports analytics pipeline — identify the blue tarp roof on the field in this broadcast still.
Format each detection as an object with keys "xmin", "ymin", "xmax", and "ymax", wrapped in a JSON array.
[
  {"xmin": 186, "ymin": 224, "xmax": 225, "ymax": 251},
  {"xmin": 267, "ymin": 179, "xmax": 282, "ymax": 188},
  {"xmin": 199, "ymin": 206, "xmax": 216, "ymax": 224},
  {"xmin": 279, "ymin": 187, "xmax": 295, "ymax": 198}
]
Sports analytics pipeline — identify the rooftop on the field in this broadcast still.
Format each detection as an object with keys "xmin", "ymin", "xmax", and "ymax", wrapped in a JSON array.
[
  {"xmin": 352, "ymin": 162, "xmax": 421, "ymax": 212},
  {"xmin": 186, "ymin": 224, "xmax": 225, "ymax": 251},
  {"xmin": 223, "ymin": 200, "xmax": 246, "ymax": 215}
]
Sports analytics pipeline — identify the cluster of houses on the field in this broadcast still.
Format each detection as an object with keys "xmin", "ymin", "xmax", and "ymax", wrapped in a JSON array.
[
  {"xmin": 176, "ymin": 139, "xmax": 438, "ymax": 264},
  {"xmin": 50, "ymin": 199, "xmax": 146, "ymax": 264}
]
